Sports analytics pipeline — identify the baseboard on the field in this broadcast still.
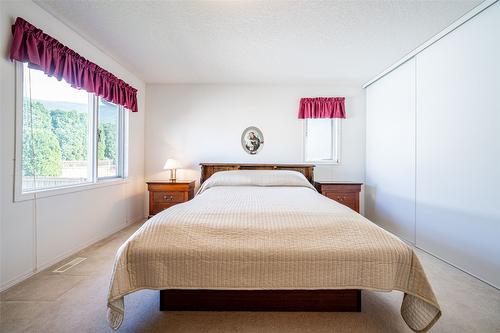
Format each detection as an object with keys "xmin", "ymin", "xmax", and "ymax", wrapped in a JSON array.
[
  {"xmin": 127, "ymin": 214, "xmax": 147, "ymax": 225},
  {"xmin": 413, "ymin": 245, "xmax": 499, "ymax": 291},
  {"xmin": 34, "ymin": 221, "xmax": 135, "ymax": 272},
  {"xmin": 0, "ymin": 216, "xmax": 145, "ymax": 292},
  {"xmin": 390, "ymin": 231, "xmax": 498, "ymax": 290},
  {"xmin": 0, "ymin": 270, "xmax": 37, "ymax": 293}
]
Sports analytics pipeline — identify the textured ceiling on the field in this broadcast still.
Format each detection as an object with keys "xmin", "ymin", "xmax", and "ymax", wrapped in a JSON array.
[{"xmin": 36, "ymin": 0, "xmax": 482, "ymax": 84}]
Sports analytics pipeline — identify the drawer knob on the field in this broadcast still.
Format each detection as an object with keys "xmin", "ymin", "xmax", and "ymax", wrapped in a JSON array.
[{"xmin": 164, "ymin": 195, "xmax": 174, "ymax": 201}]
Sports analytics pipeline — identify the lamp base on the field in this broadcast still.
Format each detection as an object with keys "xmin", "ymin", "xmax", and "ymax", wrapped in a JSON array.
[{"xmin": 169, "ymin": 169, "xmax": 177, "ymax": 182}]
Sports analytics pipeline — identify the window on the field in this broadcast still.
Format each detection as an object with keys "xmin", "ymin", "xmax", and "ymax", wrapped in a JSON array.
[
  {"xmin": 18, "ymin": 62, "xmax": 126, "ymax": 195},
  {"xmin": 97, "ymin": 98, "xmax": 124, "ymax": 179},
  {"xmin": 304, "ymin": 118, "xmax": 340, "ymax": 163}
]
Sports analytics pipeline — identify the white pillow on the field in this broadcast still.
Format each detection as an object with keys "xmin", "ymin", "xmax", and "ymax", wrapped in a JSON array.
[{"xmin": 198, "ymin": 170, "xmax": 316, "ymax": 194}]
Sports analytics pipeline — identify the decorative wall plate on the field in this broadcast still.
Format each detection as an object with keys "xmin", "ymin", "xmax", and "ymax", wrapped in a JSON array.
[{"xmin": 241, "ymin": 126, "xmax": 264, "ymax": 155}]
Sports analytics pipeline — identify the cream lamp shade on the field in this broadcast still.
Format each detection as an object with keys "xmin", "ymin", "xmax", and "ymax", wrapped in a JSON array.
[
  {"xmin": 163, "ymin": 159, "xmax": 181, "ymax": 170},
  {"xmin": 163, "ymin": 159, "xmax": 181, "ymax": 181}
]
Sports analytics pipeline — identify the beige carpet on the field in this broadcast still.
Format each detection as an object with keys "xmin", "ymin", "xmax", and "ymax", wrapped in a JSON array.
[{"xmin": 1, "ymin": 222, "xmax": 499, "ymax": 333}]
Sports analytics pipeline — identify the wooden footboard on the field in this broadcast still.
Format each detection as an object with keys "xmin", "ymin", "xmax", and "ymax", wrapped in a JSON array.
[{"xmin": 160, "ymin": 289, "xmax": 361, "ymax": 312}]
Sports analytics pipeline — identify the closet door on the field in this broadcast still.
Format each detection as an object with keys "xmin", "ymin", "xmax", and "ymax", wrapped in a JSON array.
[
  {"xmin": 365, "ymin": 59, "xmax": 416, "ymax": 243},
  {"xmin": 416, "ymin": 3, "xmax": 500, "ymax": 287}
]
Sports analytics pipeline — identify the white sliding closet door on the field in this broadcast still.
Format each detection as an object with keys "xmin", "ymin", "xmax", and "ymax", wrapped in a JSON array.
[
  {"xmin": 415, "ymin": 3, "xmax": 500, "ymax": 287},
  {"xmin": 365, "ymin": 59, "xmax": 416, "ymax": 243}
]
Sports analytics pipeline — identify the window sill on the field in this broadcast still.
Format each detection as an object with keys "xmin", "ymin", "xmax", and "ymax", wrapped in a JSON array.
[{"xmin": 14, "ymin": 178, "xmax": 129, "ymax": 202}]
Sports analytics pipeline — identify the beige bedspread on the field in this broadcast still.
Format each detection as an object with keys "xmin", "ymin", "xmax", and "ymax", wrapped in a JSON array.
[{"xmin": 108, "ymin": 172, "xmax": 440, "ymax": 331}]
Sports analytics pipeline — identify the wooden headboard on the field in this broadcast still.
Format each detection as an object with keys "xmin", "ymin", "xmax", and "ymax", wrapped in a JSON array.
[{"xmin": 200, "ymin": 163, "xmax": 315, "ymax": 184}]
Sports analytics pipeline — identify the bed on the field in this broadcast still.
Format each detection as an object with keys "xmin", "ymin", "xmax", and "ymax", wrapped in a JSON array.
[{"xmin": 107, "ymin": 164, "xmax": 441, "ymax": 332}]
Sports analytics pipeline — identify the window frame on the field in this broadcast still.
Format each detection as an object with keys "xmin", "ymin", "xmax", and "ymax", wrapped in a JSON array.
[
  {"xmin": 14, "ymin": 62, "xmax": 128, "ymax": 202},
  {"xmin": 95, "ymin": 97, "xmax": 126, "ymax": 181},
  {"xmin": 302, "ymin": 118, "xmax": 342, "ymax": 165}
]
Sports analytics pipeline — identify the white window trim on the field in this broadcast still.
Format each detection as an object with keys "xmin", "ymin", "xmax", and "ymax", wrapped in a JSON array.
[
  {"xmin": 302, "ymin": 118, "xmax": 342, "ymax": 165},
  {"xmin": 14, "ymin": 61, "xmax": 129, "ymax": 202},
  {"xmin": 95, "ymin": 98, "xmax": 127, "ymax": 180}
]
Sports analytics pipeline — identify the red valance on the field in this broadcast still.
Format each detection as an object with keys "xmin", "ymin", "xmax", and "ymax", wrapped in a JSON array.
[
  {"xmin": 9, "ymin": 17, "xmax": 138, "ymax": 112},
  {"xmin": 298, "ymin": 97, "xmax": 345, "ymax": 119}
]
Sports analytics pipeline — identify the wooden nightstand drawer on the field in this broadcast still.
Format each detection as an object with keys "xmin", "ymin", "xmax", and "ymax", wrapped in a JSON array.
[
  {"xmin": 147, "ymin": 180, "xmax": 195, "ymax": 218},
  {"xmin": 314, "ymin": 182, "xmax": 363, "ymax": 213},
  {"xmin": 325, "ymin": 192, "xmax": 356, "ymax": 208},
  {"xmin": 154, "ymin": 191, "xmax": 185, "ymax": 203},
  {"xmin": 151, "ymin": 202, "xmax": 177, "ymax": 215}
]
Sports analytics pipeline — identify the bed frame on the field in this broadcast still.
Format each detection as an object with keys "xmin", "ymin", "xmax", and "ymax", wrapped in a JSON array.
[{"xmin": 160, "ymin": 163, "xmax": 361, "ymax": 313}]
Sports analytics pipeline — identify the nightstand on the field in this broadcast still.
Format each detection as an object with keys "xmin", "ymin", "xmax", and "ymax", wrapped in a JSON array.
[
  {"xmin": 314, "ymin": 181, "xmax": 363, "ymax": 213},
  {"xmin": 146, "ymin": 180, "xmax": 195, "ymax": 217}
]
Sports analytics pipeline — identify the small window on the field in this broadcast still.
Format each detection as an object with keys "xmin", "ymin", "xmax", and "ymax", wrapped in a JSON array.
[
  {"xmin": 97, "ymin": 98, "xmax": 124, "ymax": 179},
  {"xmin": 18, "ymin": 63, "xmax": 126, "ymax": 194},
  {"xmin": 304, "ymin": 118, "xmax": 340, "ymax": 163}
]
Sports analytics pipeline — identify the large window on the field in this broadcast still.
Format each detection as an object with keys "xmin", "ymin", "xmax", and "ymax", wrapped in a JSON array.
[
  {"xmin": 18, "ymin": 63, "xmax": 126, "ymax": 194},
  {"xmin": 304, "ymin": 118, "xmax": 340, "ymax": 163}
]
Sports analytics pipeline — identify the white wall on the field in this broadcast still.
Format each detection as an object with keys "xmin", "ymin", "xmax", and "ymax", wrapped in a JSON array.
[
  {"xmin": 365, "ymin": 58, "xmax": 416, "ymax": 243},
  {"xmin": 145, "ymin": 84, "xmax": 365, "ymax": 190},
  {"xmin": 0, "ymin": 1, "xmax": 146, "ymax": 290},
  {"xmin": 365, "ymin": 2, "xmax": 500, "ymax": 288}
]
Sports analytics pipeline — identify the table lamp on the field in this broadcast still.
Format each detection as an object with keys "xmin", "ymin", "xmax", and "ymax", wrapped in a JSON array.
[{"xmin": 163, "ymin": 158, "xmax": 181, "ymax": 182}]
